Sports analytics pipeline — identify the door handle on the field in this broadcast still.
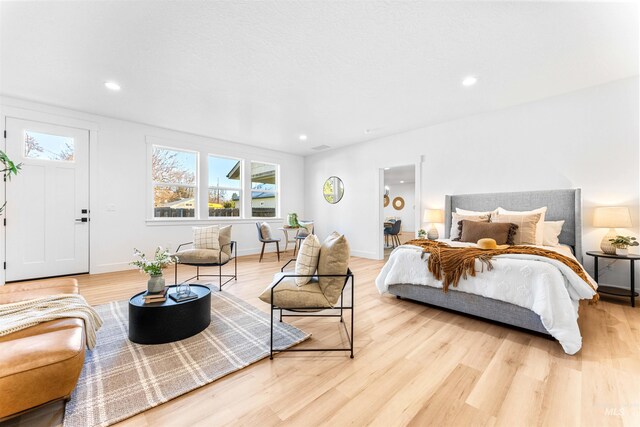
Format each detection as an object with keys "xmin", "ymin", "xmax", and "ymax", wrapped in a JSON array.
[{"xmin": 75, "ymin": 218, "xmax": 89, "ymax": 223}]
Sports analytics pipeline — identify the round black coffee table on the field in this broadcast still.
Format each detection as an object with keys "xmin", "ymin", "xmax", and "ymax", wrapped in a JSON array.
[{"xmin": 128, "ymin": 284, "xmax": 211, "ymax": 344}]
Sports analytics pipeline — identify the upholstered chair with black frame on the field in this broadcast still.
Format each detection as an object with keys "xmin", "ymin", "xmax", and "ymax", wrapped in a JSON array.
[
  {"xmin": 173, "ymin": 225, "xmax": 237, "ymax": 291},
  {"xmin": 256, "ymin": 222, "xmax": 281, "ymax": 262},
  {"xmin": 259, "ymin": 232, "xmax": 354, "ymax": 359}
]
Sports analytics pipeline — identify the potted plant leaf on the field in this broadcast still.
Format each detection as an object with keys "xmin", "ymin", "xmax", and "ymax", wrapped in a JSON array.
[
  {"xmin": 0, "ymin": 150, "xmax": 22, "ymax": 214},
  {"xmin": 608, "ymin": 235, "xmax": 639, "ymax": 256},
  {"xmin": 418, "ymin": 229, "xmax": 426, "ymax": 239}
]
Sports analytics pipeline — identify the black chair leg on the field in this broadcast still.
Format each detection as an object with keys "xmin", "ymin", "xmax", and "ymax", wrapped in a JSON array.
[
  {"xmin": 276, "ymin": 241, "xmax": 280, "ymax": 261},
  {"xmin": 260, "ymin": 242, "xmax": 265, "ymax": 262}
]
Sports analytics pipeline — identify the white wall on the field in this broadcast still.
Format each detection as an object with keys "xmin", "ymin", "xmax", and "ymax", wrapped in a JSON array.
[
  {"xmin": 384, "ymin": 182, "xmax": 415, "ymax": 232},
  {"xmin": 305, "ymin": 77, "xmax": 639, "ymax": 287},
  {"xmin": 0, "ymin": 97, "xmax": 305, "ymax": 279}
]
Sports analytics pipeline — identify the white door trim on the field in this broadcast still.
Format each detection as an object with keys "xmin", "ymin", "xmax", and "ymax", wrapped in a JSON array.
[
  {"xmin": 0, "ymin": 105, "xmax": 98, "ymax": 284},
  {"xmin": 376, "ymin": 157, "xmax": 423, "ymax": 260}
]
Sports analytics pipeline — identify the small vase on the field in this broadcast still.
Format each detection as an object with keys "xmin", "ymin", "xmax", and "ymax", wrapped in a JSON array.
[
  {"xmin": 147, "ymin": 274, "xmax": 165, "ymax": 293},
  {"xmin": 615, "ymin": 247, "xmax": 629, "ymax": 257}
]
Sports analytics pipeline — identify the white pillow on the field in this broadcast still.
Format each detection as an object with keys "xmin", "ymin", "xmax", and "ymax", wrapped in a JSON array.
[
  {"xmin": 450, "ymin": 213, "xmax": 490, "ymax": 240},
  {"xmin": 193, "ymin": 225, "xmax": 220, "ymax": 250},
  {"xmin": 294, "ymin": 234, "xmax": 321, "ymax": 286},
  {"xmin": 496, "ymin": 207, "xmax": 547, "ymax": 246},
  {"xmin": 543, "ymin": 220, "xmax": 565, "ymax": 247},
  {"xmin": 456, "ymin": 208, "xmax": 498, "ymax": 216}
]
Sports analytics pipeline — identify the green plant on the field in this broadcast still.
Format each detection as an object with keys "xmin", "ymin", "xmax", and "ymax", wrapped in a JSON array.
[
  {"xmin": 418, "ymin": 229, "xmax": 426, "ymax": 238},
  {"xmin": 0, "ymin": 150, "xmax": 22, "ymax": 214},
  {"xmin": 223, "ymin": 201, "xmax": 235, "ymax": 209},
  {"xmin": 131, "ymin": 246, "xmax": 175, "ymax": 275},
  {"xmin": 609, "ymin": 235, "xmax": 639, "ymax": 248}
]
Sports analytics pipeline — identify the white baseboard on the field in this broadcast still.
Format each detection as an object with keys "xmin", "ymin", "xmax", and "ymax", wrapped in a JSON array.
[{"xmin": 350, "ymin": 249, "xmax": 379, "ymax": 259}]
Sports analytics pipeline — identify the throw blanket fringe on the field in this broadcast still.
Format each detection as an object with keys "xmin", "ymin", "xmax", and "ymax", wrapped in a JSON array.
[
  {"xmin": 0, "ymin": 294, "xmax": 103, "ymax": 349},
  {"xmin": 406, "ymin": 239, "xmax": 599, "ymax": 303}
]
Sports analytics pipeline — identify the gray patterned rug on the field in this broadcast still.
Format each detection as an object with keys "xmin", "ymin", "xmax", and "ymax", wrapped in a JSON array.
[{"xmin": 63, "ymin": 290, "xmax": 309, "ymax": 427}]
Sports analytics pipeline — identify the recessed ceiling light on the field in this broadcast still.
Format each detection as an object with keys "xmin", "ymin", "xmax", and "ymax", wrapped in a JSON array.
[
  {"xmin": 462, "ymin": 76, "xmax": 477, "ymax": 87},
  {"xmin": 400, "ymin": 180, "xmax": 405, "ymax": 184},
  {"xmin": 104, "ymin": 81, "xmax": 121, "ymax": 91},
  {"xmin": 299, "ymin": 134, "xmax": 308, "ymax": 141},
  {"xmin": 384, "ymin": 167, "xmax": 390, "ymax": 170}
]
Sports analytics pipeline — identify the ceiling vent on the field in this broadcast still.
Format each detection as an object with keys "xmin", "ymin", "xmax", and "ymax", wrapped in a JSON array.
[{"xmin": 311, "ymin": 145, "xmax": 331, "ymax": 151}]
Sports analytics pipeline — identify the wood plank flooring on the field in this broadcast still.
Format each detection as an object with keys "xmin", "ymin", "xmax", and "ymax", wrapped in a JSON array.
[{"xmin": 3, "ymin": 251, "xmax": 640, "ymax": 427}]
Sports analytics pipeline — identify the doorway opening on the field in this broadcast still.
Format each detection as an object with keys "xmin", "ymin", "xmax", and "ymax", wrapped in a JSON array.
[{"xmin": 382, "ymin": 164, "xmax": 415, "ymax": 259}]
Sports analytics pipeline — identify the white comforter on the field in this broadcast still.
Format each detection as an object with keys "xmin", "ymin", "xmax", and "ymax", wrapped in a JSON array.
[{"xmin": 375, "ymin": 240, "xmax": 598, "ymax": 354}]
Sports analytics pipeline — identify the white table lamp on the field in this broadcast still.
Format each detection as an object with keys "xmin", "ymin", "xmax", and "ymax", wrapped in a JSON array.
[
  {"xmin": 424, "ymin": 209, "xmax": 444, "ymax": 240},
  {"xmin": 593, "ymin": 206, "xmax": 632, "ymax": 254}
]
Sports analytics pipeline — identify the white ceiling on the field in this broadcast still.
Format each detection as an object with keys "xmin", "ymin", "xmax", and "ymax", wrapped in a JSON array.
[
  {"xmin": 1, "ymin": 1, "xmax": 637, "ymax": 155},
  {"xmin": 385, "ymin": 165, "xmax": 415, "ymax": 186}
]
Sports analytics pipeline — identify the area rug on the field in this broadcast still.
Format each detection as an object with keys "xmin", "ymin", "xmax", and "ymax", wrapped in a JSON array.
[{"xmin": 63, "ymin": 290, "xmax": 310, "ymax": 427}]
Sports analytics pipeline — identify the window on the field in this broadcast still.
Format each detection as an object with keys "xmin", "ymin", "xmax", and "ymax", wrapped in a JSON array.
[
  {"xmin": 208, "ymin": 155, "xmax": 242, "ymax": 217},
  {"xmin": 251, "ymin": 161, "xmax": 278, "ymax": 218},
  {"xmin": 152, "ymin": 146, "xmax": 197, "ymax": 218},
  {"xmin": 24, "ymin": 130, "xmax": 74, "ymax": 161}
]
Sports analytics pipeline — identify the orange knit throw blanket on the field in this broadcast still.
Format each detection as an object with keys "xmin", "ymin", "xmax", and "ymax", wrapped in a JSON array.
[{"xmin": 405, "ymin": 239, "xmax": 598, "ymax": 302}]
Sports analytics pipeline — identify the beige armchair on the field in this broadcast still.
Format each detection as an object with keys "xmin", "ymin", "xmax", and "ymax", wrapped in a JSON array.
[{"xmin": 259, "ymin": 232, "xmax": 353, "ymax": 359}]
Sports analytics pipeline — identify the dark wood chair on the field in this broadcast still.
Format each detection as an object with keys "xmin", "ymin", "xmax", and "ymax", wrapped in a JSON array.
[{"xmin": 256, "ymin": 222, "xmax": 281, "ymax": 262}]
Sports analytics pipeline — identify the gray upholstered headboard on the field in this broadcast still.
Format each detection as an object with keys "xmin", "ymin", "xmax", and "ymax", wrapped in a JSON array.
[{"xmin": 444, "ymin": 189, "xmax": 582, "ymax": 263}]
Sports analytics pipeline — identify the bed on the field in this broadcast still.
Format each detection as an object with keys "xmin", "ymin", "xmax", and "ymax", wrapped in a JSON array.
[{"xmin": 375, "ymin": 189, "xmax": 597, "ymax": 355}]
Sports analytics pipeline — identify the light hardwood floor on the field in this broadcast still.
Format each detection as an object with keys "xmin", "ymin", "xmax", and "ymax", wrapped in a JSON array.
[{"xmin": 4, "ymin": 252, "xmax": 640, "ymax": 427}]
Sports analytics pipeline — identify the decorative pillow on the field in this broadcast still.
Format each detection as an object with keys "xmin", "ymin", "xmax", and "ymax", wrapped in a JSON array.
[
  {"xmin": 193, "ymin": 225, "xmax": 220, "ymax": 250},
  {"xmin": 294, "ymin": 234, "xmax": 321, "ymax": 286},
  {"xmin": 260, "ymin": 222, "xmax": 273, "ymax": 240},
  {"xmin": 219, "ymin": 225, "xmax": 232, "ymax": 256},
  {"xmin": 458, "ymin": 220, "xmax": 518, "ymax": 245},
  {"xmin": 317, "ymin": 232, "xmax": 350, "ymax": 306},
  {"xmin": 491, "ymin": 213, "xmax": 542, "ymax": 245},
  {"xmin": 298, "ymin": 221, "xmax": 314, "ymax": 236},
  {"xmin": 456, "ymin": 208, "xmax": 498, "ymax": 216},
  {"xmin": 496, "ymin": 207, "xmax": 547, "ymax": 245},
  {"xmin": 450, "ymin": 213, "xmax": 490, "ymax": 240},
  {"xmin": 543, "ymin": 220, "xmax": 565, "ymax": 247}
]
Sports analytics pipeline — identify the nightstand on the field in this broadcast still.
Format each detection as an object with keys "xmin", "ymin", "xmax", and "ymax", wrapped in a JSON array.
[{"xmin": 586, "ymin": 251, "xmax": 640, "ymax": 307}]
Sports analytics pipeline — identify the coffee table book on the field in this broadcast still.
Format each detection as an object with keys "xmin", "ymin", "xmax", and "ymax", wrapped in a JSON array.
[
  {"xmin": 142, "ymin": 288, "xmax": 168, "ymax": 303},
  {"xmin": 169, "ymin": 291, "xmax": 198, "ymax": 303}
]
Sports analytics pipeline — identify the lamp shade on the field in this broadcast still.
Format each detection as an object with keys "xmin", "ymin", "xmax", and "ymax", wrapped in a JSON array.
[
  {"xmin": 593, "ymin": 206, "xmax": 632, "ymax": 228},
  {"xmin": 423, "ymin": 209, "xmax": 444, "ymax": 223}
]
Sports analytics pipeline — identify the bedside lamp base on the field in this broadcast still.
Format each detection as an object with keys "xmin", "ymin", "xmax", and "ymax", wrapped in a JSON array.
[
  {"xmin": 600, "ymin": 228, "xmax": 618, "ymax": 255},
  {"xmin": 427, "ymin": 224, "xmax": 439, "ymax": 240}
]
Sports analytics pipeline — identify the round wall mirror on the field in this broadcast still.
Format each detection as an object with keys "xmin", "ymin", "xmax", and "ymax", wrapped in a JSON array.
[
  {"xmin": 392, "ymin": 196, "xmax": 405, "ymax": 210},
  {"xmin": 323, "ymin": 176, "xmax": 345, "ymax": 204}
]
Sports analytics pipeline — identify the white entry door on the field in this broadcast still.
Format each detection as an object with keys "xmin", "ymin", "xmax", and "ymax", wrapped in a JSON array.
[{"xmin": 5, "ymin": 118, "xmax": 90, "ymax": 281}]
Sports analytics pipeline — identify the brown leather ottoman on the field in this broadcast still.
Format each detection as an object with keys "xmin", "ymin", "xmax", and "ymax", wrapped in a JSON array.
[{"xmin": 0, "ymin": 278, "xmax": 86, "ymax": 421}]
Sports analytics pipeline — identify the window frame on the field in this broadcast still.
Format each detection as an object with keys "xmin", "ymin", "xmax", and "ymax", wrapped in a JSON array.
[
  {"xmin": 207, "ymin": 154, "xmax": 244, "ymax": 219},
  {"xmin": 250, "ymin": 160, "xmax": 280, "ymax": 219},
  {"xmin": 150, "ymin": 144, "xmax": 199, "ymax": 220}
]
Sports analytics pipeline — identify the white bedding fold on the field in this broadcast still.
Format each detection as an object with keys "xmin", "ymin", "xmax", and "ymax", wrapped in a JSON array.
[{"xmin": 375, "ymin": 240, "xmax": 597, "ymax": 355}]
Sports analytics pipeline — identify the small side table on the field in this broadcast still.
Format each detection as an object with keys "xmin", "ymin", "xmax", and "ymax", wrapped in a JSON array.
[
  {"xmin": 278, "ymin": 226, "xmax": 300, "ymax": 252},
  {"xmin": 586, "ymin": 251, "xmax": 640, "ymax": 307}
]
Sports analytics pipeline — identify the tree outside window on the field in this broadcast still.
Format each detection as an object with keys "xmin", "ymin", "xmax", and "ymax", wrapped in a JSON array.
[{"xmin": 152, "ymin": 146, "xmax": 197, "ymax": 218}]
